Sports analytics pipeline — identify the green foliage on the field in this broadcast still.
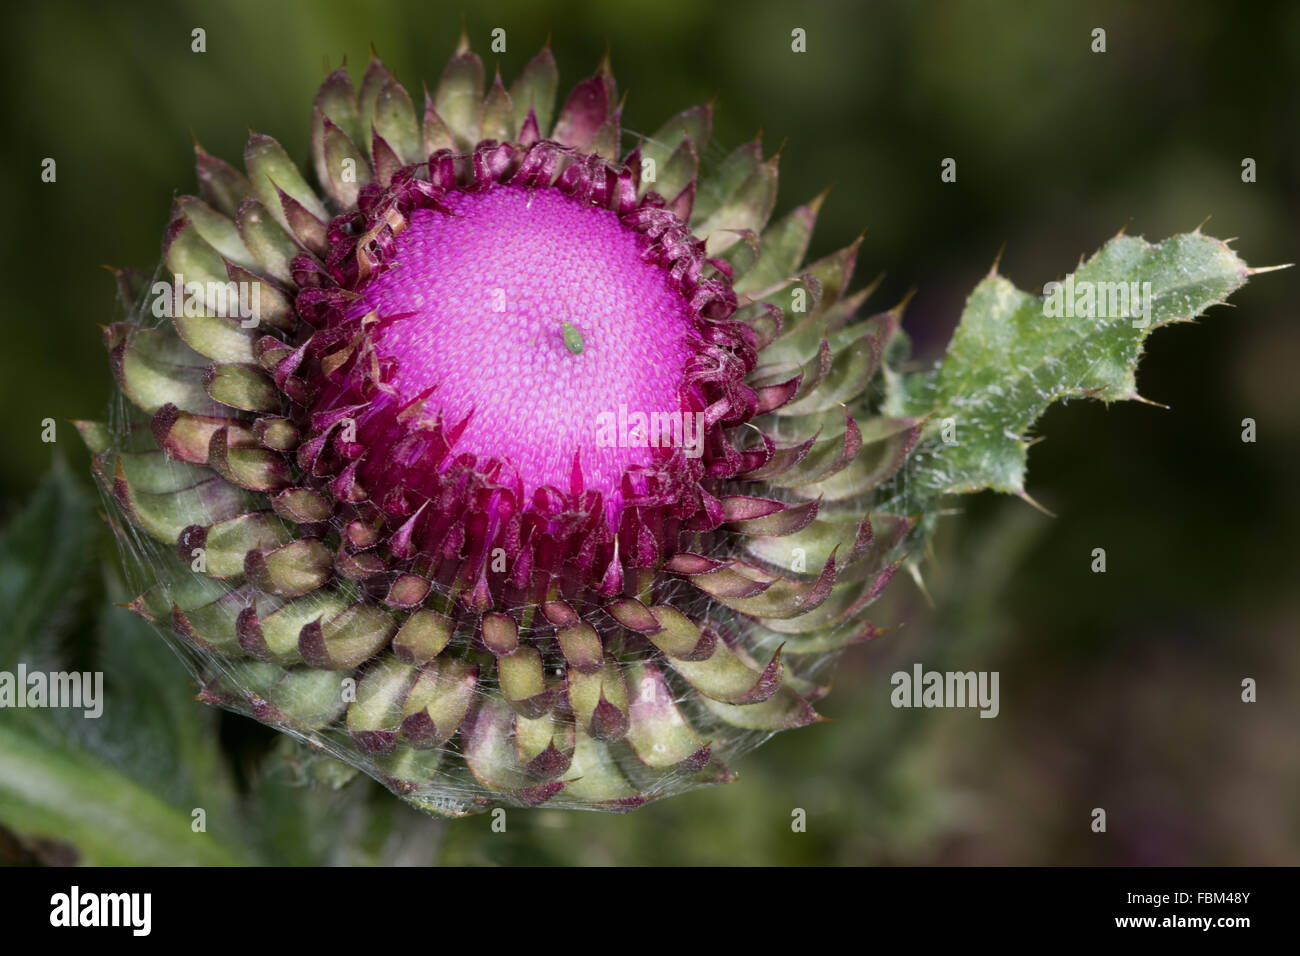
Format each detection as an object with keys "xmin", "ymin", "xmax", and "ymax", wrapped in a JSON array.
[
  {"xmin": 0, "ymin": 462, "xmax": 441, "ymax": 864},
  {"xmin": 0, "ymin": 458, "xmax": 93, "ymax": 667},
  {"xmin": 0, "ymin": 462, "xmax": 240, "ymax": 863}
]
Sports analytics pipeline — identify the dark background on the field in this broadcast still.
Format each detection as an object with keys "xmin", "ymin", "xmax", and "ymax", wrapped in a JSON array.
[{"xmin": 0, "ymin": 0, "xmax": 1296, "ymax": 864}]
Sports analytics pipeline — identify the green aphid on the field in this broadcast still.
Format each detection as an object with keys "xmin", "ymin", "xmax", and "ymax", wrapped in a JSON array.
[{"xmin": 561, "ymin": 320, "xmax": 584, "ymax": 355}]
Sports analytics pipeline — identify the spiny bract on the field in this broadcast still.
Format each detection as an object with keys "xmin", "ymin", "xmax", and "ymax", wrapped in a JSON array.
[{"xmin": 81, "ymin": 35, "xmax": 923, "ymax": 815}]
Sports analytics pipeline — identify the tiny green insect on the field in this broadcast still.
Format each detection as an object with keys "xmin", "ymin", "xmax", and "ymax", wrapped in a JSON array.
[{"xmin": 561, "ymin": 321, "xmax": 584, "ymax": 355}]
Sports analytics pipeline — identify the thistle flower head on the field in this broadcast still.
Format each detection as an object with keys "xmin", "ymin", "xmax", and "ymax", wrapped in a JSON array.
[{"xmin": 83, "ymin": 35, "xmax": 919, "ymax": 814}]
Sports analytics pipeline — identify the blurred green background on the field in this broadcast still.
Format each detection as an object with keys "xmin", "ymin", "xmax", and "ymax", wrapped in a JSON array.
[{"xmin": 1, "ymin": 0, "xmax": 1296, "ymax": 864}]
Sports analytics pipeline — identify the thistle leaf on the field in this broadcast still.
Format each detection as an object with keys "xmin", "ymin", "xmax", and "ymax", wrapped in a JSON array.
[{"xmin": 892, "ymin": 232, "xmax": 1254, "ymax": 502}]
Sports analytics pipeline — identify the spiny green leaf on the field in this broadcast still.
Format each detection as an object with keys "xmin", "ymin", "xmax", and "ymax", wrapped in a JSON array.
[{"xmin": 892, "ymin": 232, "xmax": 1253, "ymax": 501}]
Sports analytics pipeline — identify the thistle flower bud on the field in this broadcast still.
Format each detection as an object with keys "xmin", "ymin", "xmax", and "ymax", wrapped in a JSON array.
[{"xmin": 86, "ymin": 37, "xmax": 920, "ymax": 815}]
